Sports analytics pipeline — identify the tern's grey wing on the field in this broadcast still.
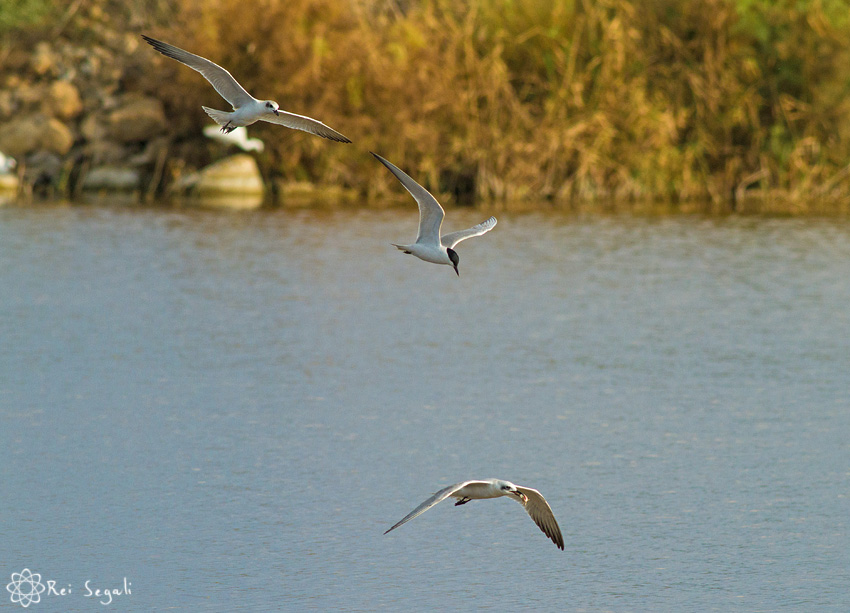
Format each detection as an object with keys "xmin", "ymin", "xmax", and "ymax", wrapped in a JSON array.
[
  {"xmin": 516, "ymin": 486, "xmax": 564, "ymax": 550},
  {"xmin": 384, "ymin": 481, "xmax": 472, "ymax": 535},
  {"xmin": 371, "ymin": 153, "xmax": 444, "ymax": 245},
  {"xmin": 260, "ymin": 110, "xmax": 351, "ymax": 143},
  {"xmin": 441, "ymin": 216, "xmax": 497, "ymax": 249},
  {"xmin": 142, "ymin": 36, "xmax": 254, "ymax": 108}
]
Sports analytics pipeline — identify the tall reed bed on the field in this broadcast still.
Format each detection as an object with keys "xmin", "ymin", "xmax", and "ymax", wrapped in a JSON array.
[{"xmin": 141, "ymin": 0, "xmax": 850, "ymax": 207}]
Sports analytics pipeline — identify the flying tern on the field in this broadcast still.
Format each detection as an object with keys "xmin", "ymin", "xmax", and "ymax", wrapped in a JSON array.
[
  {"xmin": 142, "ymin": 35, "xmax": 351, "ymax": 142},
  {"xmin": 371, "ymin": 152, "xmax": 496, "ymax": 276},
  {"xmin": 385, "ymin": 479, "xmax": 564, "ymax": 550}
]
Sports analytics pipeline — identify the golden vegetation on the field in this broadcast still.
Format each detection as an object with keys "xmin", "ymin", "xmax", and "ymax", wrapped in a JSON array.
[{"xmin": 15, "ymin": 0, "xmax": 850, "ymax": 209}]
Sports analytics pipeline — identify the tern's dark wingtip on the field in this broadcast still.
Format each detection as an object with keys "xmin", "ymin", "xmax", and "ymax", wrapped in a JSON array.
[
  {"xmin": 141, "ymin": 35, "xmax": 169, "ymax": 55},
  {"xmin": 321, "ymin": 131, "xmax": 351, "ymax": 143},
  {"xmin": 370, "ymin": 152, "xmax": 394, "ymax": 172}
]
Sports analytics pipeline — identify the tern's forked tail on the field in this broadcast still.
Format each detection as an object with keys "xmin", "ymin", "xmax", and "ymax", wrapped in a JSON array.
[{"xmin": 202, "ymin": 107, "xmax": 233, "ymax": 128}]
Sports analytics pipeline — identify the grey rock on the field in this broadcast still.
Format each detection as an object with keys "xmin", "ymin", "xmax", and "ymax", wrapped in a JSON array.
[
  {"xmin": 107, "ymin": 95, "xmax": 166, "ymax": 143},
  {"xmin": 82, "ymin": 166, "xmax": 140, "ymax": 191}
]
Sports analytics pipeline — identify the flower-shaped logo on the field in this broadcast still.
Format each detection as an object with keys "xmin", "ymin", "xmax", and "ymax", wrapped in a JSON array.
[{"xmin": 7, "ymin": 569, "xmax": 45, "ymax": 608}]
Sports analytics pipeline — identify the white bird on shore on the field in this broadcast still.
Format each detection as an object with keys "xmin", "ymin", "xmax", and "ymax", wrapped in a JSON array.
[
  {"xmin": 371, "ymin": 152, "xmax": 496, "ymax": 276},
  {"xmin": 384, "ymin": 479, "xmax": 564, "ymax": 550},
  {"xmin": 202, "ymin": 125, "xmax": 264, "ymax": 152},
  {"xmin": 142, "ymin": 35, "xmax": 351, "ymax": 143},
  {"xmin": 0, "ymin": 151, "xmax": 17, "ymax": 174}
]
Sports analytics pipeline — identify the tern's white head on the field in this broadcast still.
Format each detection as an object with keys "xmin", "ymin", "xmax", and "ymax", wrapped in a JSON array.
[
  {"xmin": 262, "ymin": 100, "xmax": 280, "ymax": 116},
  {"xmin": 497, "ymin": 480, "xmax": 528, "ymax": 502}
]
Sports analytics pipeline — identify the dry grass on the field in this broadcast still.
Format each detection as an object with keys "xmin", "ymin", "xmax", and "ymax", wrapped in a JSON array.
[{"xmin": 21, "ymin": 0, "xmax": 850, "ymax": 209}]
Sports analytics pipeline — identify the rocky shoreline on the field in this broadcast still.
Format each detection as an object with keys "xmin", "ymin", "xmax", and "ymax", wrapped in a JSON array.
[
  {"xmin": 2, "ymin": 33, "xmax": 158, "ymax": 195},
  {"xmin": 0, "ymin": 32, "xmax": 289, "ymax": 208}
]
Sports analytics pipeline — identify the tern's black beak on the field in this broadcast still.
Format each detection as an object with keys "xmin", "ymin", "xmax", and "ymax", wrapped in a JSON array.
[
  {"xmin": 447, "ymin": 248, "xmax": 460, "ymax": 276},
  {"xmin": 273, "ymin": 108, "xmax": 279, "ymax": 116}
]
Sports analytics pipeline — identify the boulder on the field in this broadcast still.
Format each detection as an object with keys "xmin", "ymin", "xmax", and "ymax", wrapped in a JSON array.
[
  {"xmin": 0, "ymin": 117, "xmax": 42, "ymax": 157},
  {"xmin": 14, "ymin": 81, "xmax": 44, "ymax": 105},
  {"xmin": 0, "ymin": 115, "xmax": 74, "ymax": 156},
  {"xmin": 107, "ymin": 95, "xmax": 166, "ymax": 142},
  {"xmin": 195, "ymin": 154, "xmax": 264, "ymax": 196},
  {"xmin": 80, "ymin": 113, "xmax": 108, "ymax": 142},
  {"xmin": 82, "ymin": 166, "xmax": 140, "ymax": 191},
  {"xmin": 31, "ymin": 42, "xmax": 58, "ymax": 76},
  {"xmin": 83, "ymin": 140, "xmax": 131, "ymax": 165},
  {"xmin": 40, "ymin": 118, "xmax": 75, "ymax": 155},
  {"xmin": 0, "ymin": 90, "xmax": 15, "ymax": 119},
  {"xmin": 171, "ymin": 154, "xmax": 265, "ymax": 208},
  {"xmin": 49, "ymin": 81, "xmax": 83, "ymax": 119}
]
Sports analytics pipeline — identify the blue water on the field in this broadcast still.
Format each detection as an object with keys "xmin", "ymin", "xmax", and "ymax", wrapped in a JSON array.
[{"xmin": 1, "ymin": 204, "xmax": 848, "ymax": 611}]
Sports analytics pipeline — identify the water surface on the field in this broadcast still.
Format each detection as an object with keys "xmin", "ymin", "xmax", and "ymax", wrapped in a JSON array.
[{"xmin": 1, "ymin": 204, "xmax": 848, "ymax": 611}]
